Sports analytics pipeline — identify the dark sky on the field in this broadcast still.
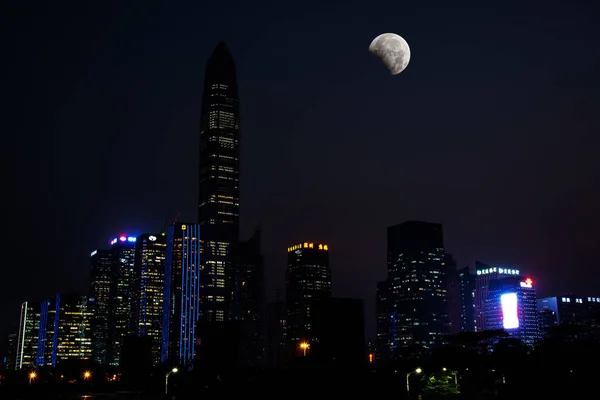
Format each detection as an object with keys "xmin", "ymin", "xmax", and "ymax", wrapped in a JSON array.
[{"xmin": 6, "ymin": 0, "xmax": 600, "ymax": 340}]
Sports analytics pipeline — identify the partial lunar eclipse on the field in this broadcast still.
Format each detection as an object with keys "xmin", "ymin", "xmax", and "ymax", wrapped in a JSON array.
[{"xmin": 368, "ymin": 33, "xmax": 411, "ymax": 75}]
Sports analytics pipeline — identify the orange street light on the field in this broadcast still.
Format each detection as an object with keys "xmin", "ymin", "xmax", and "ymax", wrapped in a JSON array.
[
  {"xmin": 299, "ymin": 341, "xmax": 310, "ymax": 356},
  {"xmin": 83, "ymin": 371, "xmax": 91, "ymax": 380},
  {"xmin": 29, "ymin": 371, "xmax": 36, "ymax": 385}
]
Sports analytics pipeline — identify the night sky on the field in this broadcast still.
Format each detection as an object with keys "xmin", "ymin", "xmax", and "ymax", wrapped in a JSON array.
[{"xmin": 6, "ymin": 1, "xmax": 600, "ymax": 340}]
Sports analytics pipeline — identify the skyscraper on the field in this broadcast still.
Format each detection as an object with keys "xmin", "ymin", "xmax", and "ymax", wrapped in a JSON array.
[
  {"xmin": 376, "ymin": 221, "xmax": 449, "ymax": 359},
  {"xmin": 285, "ymin": 242, "xmax": 332, "ymax": 350},
  {"xmin": 161, "ymin": 222, "xmax": 201, "ymax": 365},
  {"xmin": 233, "ymin": 228, "xmax": 265, "ymax": 367},
  {"xmin": 485, "ymin": 276, "xmax": 540, "ymax": 347},
  {"xmin": 90, "ymin": 249, "xmax": 113, "ymax": 365},
  {"xmin": 457, "ymin": 266, "xmax": 476, "ymax": 332},
  {"xmin": 15, "ymin": 301, "xmax": 40, "ymax": 370},
  {"xmin": 132, "ymin": 233, "xmax": 167, "ymax": 365},
  {"xmin": 108, "ymin": 235, "xmax": 137, "ymax": 366},
  {"xmin": 473, "ymin": 262, "xmax": 521, "ymax": 332},
  {"xmin": 198, "ymin": 41, "xmax": 241, "ymax": 323},
  {"xmin": 36, "ymin": 293, "xmax": 93, "ymax": 367}
]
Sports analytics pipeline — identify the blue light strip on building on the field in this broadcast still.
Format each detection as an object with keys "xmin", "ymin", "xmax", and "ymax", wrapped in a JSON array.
[
  {"xmin": 179, "ymin": 224, "xmax": 201, "ymax": 364},
  {"xmin": 161, "ymin": 225, "xmax": 175, "ymax": 363},
  {"xmin": 36, "ymin": 301, "xmax": 48, "ymax": 366},
  {"xmin": 51, "ymin": 294, "xmax": 60, "ymax": 367}
]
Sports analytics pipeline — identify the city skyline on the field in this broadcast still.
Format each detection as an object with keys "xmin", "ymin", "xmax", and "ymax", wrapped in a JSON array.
[{"xmin": 6, "ymin": 0, "xmax": 600, "ymax": 344}]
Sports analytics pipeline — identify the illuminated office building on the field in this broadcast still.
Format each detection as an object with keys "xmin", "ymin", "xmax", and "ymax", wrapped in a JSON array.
[
  {"xmin": 376, "ymin": 221, "xmax": 449, "ymax": 360},
  {"xmin": 108, "ymin": 235, "xmax": 137, "ymax": 366},
  {"xmin": 37, "ymin": 294, "xmax": 93, "ymax": 366},
  {"xmin": 161, "ymin": 222, "xmax": 201, "ymax": 364},
  {"xmin": 537, "ymin": 295, "xmax": 600, "ymax": 340},
  {"xmin": 484, "ymin": 276, "xmax": 540, "ymax": 347},
  {"xmin": 132, "ymin": 233, "xmax": 167, "ymax": 365},
  {"xmin": 90, "ymin": 248, "xmax": 113, "ymax": 365},
  {"xmin": 198, "ymin": 41, "xmax": 241, "ymax": 323},
  {"xmin": 285, "ymin": 241, "xmax": 332, "ymax": 350},
  {"xmin": 15, "ymin": 301, "xmax": 40, "ymax": 370},
  {"xmin": 474, "ymin": 262, "xmax": 521, "ymax": 332}
]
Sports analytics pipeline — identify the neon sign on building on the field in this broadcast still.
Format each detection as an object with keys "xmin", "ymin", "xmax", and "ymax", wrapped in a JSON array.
[
  {"xmin": 476, "ymin": 267, "xmax": 520, "ymax": 276},
  {"xmin": 500, "ymin": 292, "xmax": 519, "ymax": 329}
]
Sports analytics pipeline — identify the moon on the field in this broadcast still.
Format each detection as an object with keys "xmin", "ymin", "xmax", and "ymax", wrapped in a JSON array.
[{"xmin": 368, "ymin": 33, "xmax": 411, "ymax": 75}]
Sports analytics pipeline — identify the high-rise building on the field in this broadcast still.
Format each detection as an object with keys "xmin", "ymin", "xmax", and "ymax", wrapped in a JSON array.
[
  {"xmin": 474, "ymin": 262, "xmax": 521, "ymax": 332},
  {"xmin": 90, "ymin": 248, "xmax": 113, "ymax": 365},
  {"xmin": 265, "ymin": 299, "xmax": 287, "ymax": 369},
  {"xmin": 233, "ymin": 228, "xmax": 265, "ymax": 367},
  {"xmin": 484, "ymin": 276, "xmax": 540, "ymax": 347},
  {"xmin": 445, "ymin": 255, "xmax": 462, "ymax": 335},
  {"xmin": 132, "ymin": 233, "xmax": 167, "ymax": 365},
  {"xmin": 198, "ymin": 41, "xmax": 241, "ymax": 324},
  {"xmin": 376, "ymin": 221, "xmax": 449, "ymax": 360},
  {"xmin": 37, "ymin": 297, "xmax": 57, "ymax": 367},
  {"xmin": 285, "ymin": 241, "xmax": 332, "ymax": 350},
  {"xmin": 108, "ymin": 235, "xmax": 137, "ymax": 366},
  {"xmin": 458, "ymin": 266, "xmax": 476, "ymax": 332},
  {"xmin": 2, "ymin": 330, "xmax": 18, "ymax": 370},
  {"xmin": 37, "ymin": 294, "xmax": 93, "ymax": 366},
  {"xmin": 537, "ymin": 295, "xmax": 600, "ymax": 340},
  {"xmin": 15, "ymin": 301, "xmax": 40, "ymax": 370},
  {"xmin": 161, "ymin": 222, "xmax": 201, "ymax": 365}
]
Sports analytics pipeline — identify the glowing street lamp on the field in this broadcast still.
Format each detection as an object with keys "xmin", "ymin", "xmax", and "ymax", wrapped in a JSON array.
[
  {"xmin": 443, "ymin": 367, "xmax": 458, "ymax": 387},
  {"xmin": 29, "ymin": 371, "xmax": 36, "ymax": 385},
  {"xmin": 299, "ymin": 341, "xmax": 310, "ymax": 356},
  {"xmin": 406, "ymin": 368, "xmax": 422, "ymax": 394},
  {"xmin": 83, "ymin": 371, "xmax": 91, "ymax": 380},
  {"xmin": 165, "ymin": 368, "xmax": 178, "ymax": 395}
]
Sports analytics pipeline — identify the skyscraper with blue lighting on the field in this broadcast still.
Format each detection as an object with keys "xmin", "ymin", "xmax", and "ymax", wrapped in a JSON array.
[{"xmin": 161, "ymin": 222, "xmax": 201, "ymax": 365}]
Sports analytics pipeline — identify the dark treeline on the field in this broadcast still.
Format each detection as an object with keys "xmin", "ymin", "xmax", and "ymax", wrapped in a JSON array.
[{"xmin": 0, "ymin": 324, "xmax": 598, "ymax": 399}]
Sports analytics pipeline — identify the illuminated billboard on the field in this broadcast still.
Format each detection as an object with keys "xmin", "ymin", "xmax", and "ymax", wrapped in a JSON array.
[
  {"xmin": 287, "ymin": 242, "xmax": 328, "ymax": 252},
  {"xmin": 501, "ymin": 292, "xmax": 519, "ymax": 329},
  {"xmin": 519, "ymin": 278, "xmax": 533, "ymax": 288},
  {"xmin": 110, "ymin": 235, "xmax": 137, "ymax": 245}
]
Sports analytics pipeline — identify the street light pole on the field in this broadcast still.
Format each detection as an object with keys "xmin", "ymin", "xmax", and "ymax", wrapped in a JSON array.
[
  {"xmin": 165, "ymin": 368, "xmax": 178, "ymax": 395},
  {"xmin": 406, "ymin": 368, "xmax": 422, "ymax": 395}
]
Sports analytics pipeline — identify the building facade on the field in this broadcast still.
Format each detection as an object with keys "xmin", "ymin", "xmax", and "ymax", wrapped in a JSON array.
[
  {"xmin": 376, "ymin": 221, "xmax": 449, "ymax": 360},
  {"xmin": 133, "ymin": 233, "xmax": 167, "ymax": 365},
  {"xmin": 90, "ymin": 248, "xmax": 113, "ymax": 365},
  {"xmin": 458, "ymin": 266, "xmax": 476, "ymax": 332},
  {"xmin": 474, "ymin": 263, "xmax": 521, "ymax": 332},
  {"xmin": 108, "ymin": 235, "xmax": 137, "ymax": 366},
  {"xmin": 15, "ymin": 301, "xmax": 40, "ymax": 370},
  {"xmin": 161, "ymin": 222, "xmax": 201, "ymax": 365},
  {"xmin": 36, "ymin": 293, "xmax": 93, "ymax": 367},
  {"xmin": 198, "ymin": 41, "xmax": 241, "ymax": 324},
  {"xmin": 233, "ymin": 228, "xmax": 265, "ymax": 367},
  {"xmin": 484, "ymin": 276, "xmax": 540, "ymax": 347},
  {"xmin": 537, "ymin": 295, "xmax": 600, "ymax": 340},
  {"xmin": 285, "ymin": 242, "xmax": 332, "ymax": 352}
]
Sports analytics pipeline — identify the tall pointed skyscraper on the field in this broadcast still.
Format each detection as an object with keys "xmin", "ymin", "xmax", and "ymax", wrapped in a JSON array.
[{"xmin": 198, "ymin": 42, "xmax": 241, "ymax": 323}]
